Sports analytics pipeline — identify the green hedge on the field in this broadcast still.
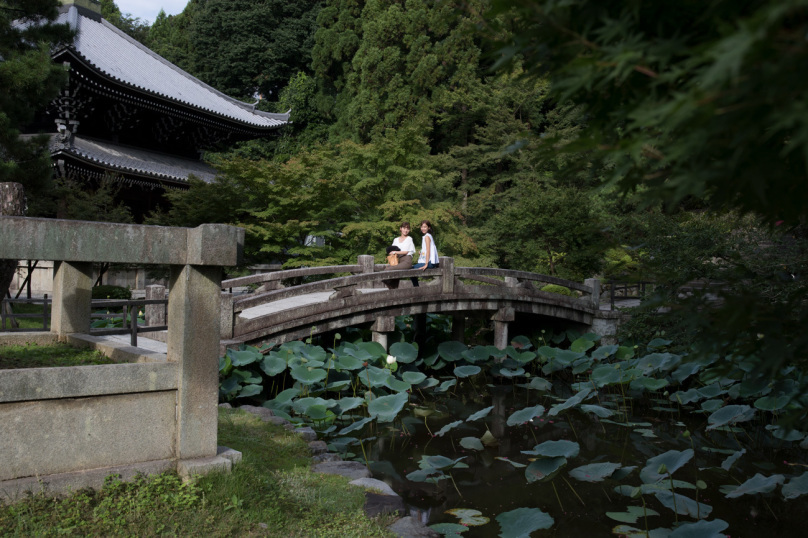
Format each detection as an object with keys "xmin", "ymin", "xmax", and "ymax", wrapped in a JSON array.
[{"xmin": 92, "ymin": 285, "xmax": 131, "ymax": 300}]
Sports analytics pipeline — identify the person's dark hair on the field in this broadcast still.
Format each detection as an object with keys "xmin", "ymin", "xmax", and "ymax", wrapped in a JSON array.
[
  {"xmin": 419, "ymin": 220, "xmax": 433, "ymax": 235},
  {"xmin": 399, "ymin": 221, "xmax": 411, "ymax": 229},
  {"xmin": 386, "ymin": 245, "xmax": 401, "ymax": 255}
]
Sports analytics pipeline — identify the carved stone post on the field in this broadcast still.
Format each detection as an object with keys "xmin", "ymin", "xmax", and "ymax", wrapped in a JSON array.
[
  {"xmin": 371, "ymin": 316, "xmax": 396, "ymax": 351},
  {"xmin": 491, "ymin": 307, "xmax": 515, "ymax": 350},
  {"xmin": 51, "ymin": 261, "xmax": 92, "ymax": 337},
  {"xmin": 145, "ymin": 284, "xmax": 166, "ymax": 327},
  {"xmin": 584, "ymin": 278, "xmax": 601, "ymax": 309},
  {"xmin": 440, "ymin": 256, "xmax": 454, "ymax": 294}
]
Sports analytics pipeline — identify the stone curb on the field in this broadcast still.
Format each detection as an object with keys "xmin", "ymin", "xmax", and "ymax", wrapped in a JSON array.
[{"xmin": 228, "ymin": 403, "xmax": 437, "ymax": 537}]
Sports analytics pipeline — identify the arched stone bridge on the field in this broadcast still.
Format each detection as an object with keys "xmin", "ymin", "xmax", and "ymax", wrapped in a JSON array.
[{"xmin": 220, "ymin": 256, "xmax": 611, "ymax": 350}]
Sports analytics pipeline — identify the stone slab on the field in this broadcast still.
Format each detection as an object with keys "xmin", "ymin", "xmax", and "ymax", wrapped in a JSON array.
[
  {"xmin": 177, "ymin": 455, "xmax": 232, "ymax": 481},
  {"xmin": 0, "ymin": 362, "xmax": 177, "ymax": 402},
  {"xmin": 0, "ymin": 458, "xmax": 174, "ymax": 504},
  {"xmin": 216, "ymin": 446, "xmax": 243, "ymax": 465},
  {"xmin": 65, "ymin": 333, "xmax": 168, "ymax": 363},
  {"xmin": 350, "ymin": 477, "xmax": 397, "ymax": 496},
  {"xmin": 388, "ymin": 516, "xmax": 439, "ymax": 537},
  {"xmin": 0, "ymin": 391, "xmax": 176, "ymax": 481},
  {"xmin": 311, "ymin": 461, "xmax": 371, "ymax": 480}
]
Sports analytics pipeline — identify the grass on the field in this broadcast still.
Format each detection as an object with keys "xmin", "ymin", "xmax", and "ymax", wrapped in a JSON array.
[
  {"xmin": 4, "ymin": 302, "xmax": 49, "ymax": 330},
  {"xmin": 0, "ymin": 409, "xmax": 397, "ymax": 537},
  {"xmin": 0, "ymin": 342, "xmax": 117, "ymax": 369}
]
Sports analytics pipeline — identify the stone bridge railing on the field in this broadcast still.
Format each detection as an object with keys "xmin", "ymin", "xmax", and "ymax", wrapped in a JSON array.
[{"xmin": 221, "ymin": 255, "xmax": 602, "ymax": 349}]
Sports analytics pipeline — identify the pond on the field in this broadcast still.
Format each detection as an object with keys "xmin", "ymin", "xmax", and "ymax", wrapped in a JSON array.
[{"xmin": 219, "ymin": 330, "xmax": 808, "ymax": 537}]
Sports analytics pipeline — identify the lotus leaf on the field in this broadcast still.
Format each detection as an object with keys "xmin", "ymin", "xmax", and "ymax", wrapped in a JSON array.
[
  {"xmin": 766, "ymin": 425, "xmax": 805, "ymax": 441},
  {"xmin": 435, "ymin": 420, "xmax": 463, "ymax": 437},
  {"xmin": 389, "ymin": 341, "xmax": 418, "ymax": 363},
  {"xmin": 507, "ymin": 404, "xmax": 545, "ymax": 426},
  {"xmin": 341, "ymin": 345, "xmax": 374, "ymax": 362},
  {"xmin": 300, "ymin": 344, "xmax": 327, "ymax": 363},
  {"xmin": 510, "ymin": 335, "xmax": 533, "ymax": 350},
  {"xmin": 260, "ymin": 354, "xmax": 287, "ymax": 376},
  {"xmin": 635, "ymin": 352, "xmax": 681, "ymax": 375},
  {"xmin": 438, "ymin": 341, "xmax": 467, "ymax": 362},
  {"xmin": 466, "ymin": 406, "xmax": 494, "ymax": 422},
  {"xmin": 612, "ymin": 466, "xmax": 637, "ymax": 480},
  {"xmin": 236, "ymin": 384, "xmax": 262, "ymax": 398},
  {"xmin": 580, "ymin": 404, "xmax": 615, "ymax": 418},
  {"xmin": 500, "ymin": 367, "xmax": 526, "ymax": 378},
  {"xmin": 460, "ymin": 437, "xmax": 484, "ymax": 451},
  {"xmin": 630, "ymin": 377, "xmax": 669, "ymax": 392},
  {"xmin": 569, "ymin": 462, "xmax": 622, "ymax": 482},
  {"xmin": 525, "ymin": 457, "xmax": 567, "ymax": 483},
  {"xmin": 653, "ymin": 491, "xmax": 712, "ymax": 518},
  {"xmin": 698, "ymin": 383, "xmax": 726, "ymax": 399},
  {"xmin": 548, "ymin": 388, "xmax": 592, "ymax": 416},
  {"xmin": 706, "ymin": 405, "xmax": 755, "ymax": 431},
  {"xmin": 635, "ymin": 429, "xmax": 657, "ymax": 438},
  {"xmin": 754, "ymin": 394, "xmax": 792, "ymax": 411},
  {"xmin": 572, "ymin": 357, "xmax": 594, "ymax": 375},
  {"xmin": 606, "ymin": 505, "xmax": 660, "ymax": 524},
  {"xmin": 326, "ymin": 378, "xmax": 352, "ymax": 391},
  {"xmin": 615, "ymin": 345, "xmax": 636, "ymax": 360},
  {"xmin": 496, "ymin": 457, "xmax": 526, "ymax": 468},
  {"xmin": 591, "ymin": 365, "xmax": 623, "ymax": 387},
  {"xmin": 720, "ymin": 449, "xmax": 745, "ymax": 471},
  {"xmin": 368, "ymin": 392, "xmax": 408, "ymax": 422},
  {"xmin": 290, "ymin": 364, "xmax": 328, "ymax": 385},
  {"xmin": 480, "ymin": 430, "xmax": 498, "ymax": 446},
  {"xmin": 339, "ymin": 416, "xmax": 373, "ymax": 435},
  {"xmin": 407, "ymin": 469, "xmax": 442, "ymax": 482},
  {"xmin": 402, "ymin": 371, "xmax": 427, "ymax": 385},
  {"xmin": 418, "ymin": 377, "xmax": 440, "ymax": 389},
  {"xmin": 385, "ymin": 376, "xmax": 412, "ymax": 392},
  {"xmin": 335, "ymin": 355, "xmax": 364, "ymax": 371},
  {"xmin": 571, "ymin": 337, "xmax": 596, "ymax": 353},
  {"xmin": 446, "ymin": 508, "xmax": 489, "ymax": 526},
  {"xmin": 670, "ymin": 388, "xmax": 702, "ymax": 405},
  {"xmin": 279, "ymin": 340, "xmax": 305, "ymax": 353},
  {"xmin": 305, "ymin": 404, "xmax": 334, "ymax": 421},
  {"xmin": 359, "ymin": 365, "xmax": 392, "ymax": 388},
  {"xmin": 356, "ymin": 340, "xmax": 387, "ymax": 360},
  {"xmin": 507, "ymin": 347, "xmax": 537, "ymax": 365},
  {"xmin": 496, "ymin": 507, "xmax": 554, "ymax": 535},
  {"xmin": 537, "ymin": 346, "xmax": 557, "ymax": 360},
  {"xmin": 724, "ymin": 473, "xmax": 784, "ymax": 498},
  {"xmin": 640, "ymin": 449, "xmax": 694, "ymax": 483},
  {"xmin": 267, "ymin": 388, "xmax": 300, "ymax": 405},
  {"xmin": 487, "ymin": 345, "xmax": 507, "ymax": 360},
  {"xmin": 668, "ymin": 519, "xmax": 729, "ymax": 538},
  {"xmin": 782, "ymin": 471, "xmax": 808, "ymax": 500},
  {"xmin": 435, "ymin": 379, "xmax": 457, "ymax": 393},
  {"xmin": 423, "ymin": 455, "xmax": 468, "ymax": 471},
  {"xmin": 454, "ymin": 365, "xmax": 481, "ymax": 378},
  {"xmin": 522, "ymin": 440, "xmax": 580, "ymax": 458},
  {"xmin": 671, "ymin": 361, "xmax": 702, "ymax": 383},
  {"xmin": 422, "ymin": 351, "xmax": 440, "ymax": 366},
  {"xmin": 700, "ymin": 399, "xmax": 724, "ymax": 412},
  {"xmin": 591, "ymin": 344, "xmax": 619, "ymax": 360},
  {"xmin": 292, "ymin": 397, "xmax": 334, "ymax": 415},
  {"xmin": 528, "ymin": 377, "xmax": 553, "ymax": 391},
  {"xmin": 461, "ymin": 346, "xmax": 491, "ymax": 363},
  {"xmin": 219, "ymin": 376, "xmax": 241, "ymax": 396},
  {"xmin": 226, "ymin": 347, "xmax": 261, "ymax": 367},
  {"xmin": 332, "ymin": 397, "xmax": 365, "ymax": 415},
  {"xmin": 611, "ymin": 526, "xmax": 671, "ymax": 538},
  {"xmin": 647, "ymin": 337, "xmax": 672, "ymax": 349},
  {"xmin": 429, "ymin": 522, "xmax": 468, "ymax": 536}
]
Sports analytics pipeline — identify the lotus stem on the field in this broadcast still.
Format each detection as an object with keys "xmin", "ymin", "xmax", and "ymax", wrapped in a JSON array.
[
  {"xmin": 448, "ymin": 472, "xmax": 463, "ymax": 499},
  {"xmin": 551, "ymin": 481, "xmax": 564, "ymax": 512},
  {"xmin": 424, "ymin": 416, "xmax": 432, "ymax": 436},
  {"xmin": 667, "ymin": 472, "xmax": 678, "ymax": 523},
  {"xmin": 359, "ymin": 439, "xmax": 370, "ymax": 470},
  {"xmin": 641, "ymin": 494, "xmax": 649, "ymax": 537},
  {"xmin": 562, "ymin": 476, "xmax": 585, "ymax": 506}
]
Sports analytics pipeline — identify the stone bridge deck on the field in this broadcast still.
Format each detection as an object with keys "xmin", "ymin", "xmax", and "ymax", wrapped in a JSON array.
[{"xmin": 221, "ymin": 256, "xmax": 606, "ymax": 349}]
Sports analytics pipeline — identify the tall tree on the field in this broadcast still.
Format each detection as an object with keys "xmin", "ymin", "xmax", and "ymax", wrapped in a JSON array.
[
  {"xmin": 0, "ymin": 0, "xmax": 73, "ymax": 207},
  {"xmin": 99, "ymin": 0, "xmax": 150, "ymax": 42}
]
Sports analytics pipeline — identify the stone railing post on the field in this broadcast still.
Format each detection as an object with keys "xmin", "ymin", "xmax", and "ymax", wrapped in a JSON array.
[
  {"xmin": 584, "ymin": 278, "xmax": 601, "ymax": 309},
  {"xmin": 145, "ymin": 284, "xmax": 166, "ymax": 327},
  {"xmin": 371, "ymin": 316, "xmax": 395, "ymax": 351},
  {"xmin": 51, "ymin": 261, "xmax": 92, "ymax": 337},
  {"xmin": 358, "ymin": 254, "xmax": 375, "ymax": 274},
  {"xmin": 440, "ymin": 256, "xmax": 454, "ymax": 293},
  {"xmin": 220, "ymin": 291, "xmax": 234, "ymax": 340}
]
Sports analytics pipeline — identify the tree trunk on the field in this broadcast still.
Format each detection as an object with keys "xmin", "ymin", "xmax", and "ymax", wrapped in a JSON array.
[{"xmin": 0, "ymin": 183, "xmax": 26, "ymax": 301}]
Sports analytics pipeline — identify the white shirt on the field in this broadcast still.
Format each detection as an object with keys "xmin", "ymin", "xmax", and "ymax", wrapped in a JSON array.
[
  {"xmin": 418, "ymin": 233, "xmax": 439, "ymax": 264},
  {"xmin": 392, "ymin": 236, "xmax": 415, "ymax": 256}
]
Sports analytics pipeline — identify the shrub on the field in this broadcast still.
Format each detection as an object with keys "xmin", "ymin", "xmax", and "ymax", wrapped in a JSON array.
[
  {"xmin": 92, "ymin": 285, "xmax": 131, "ymax": 300},
  {"xmin": 540, "ymin": 284, "xmax": 576, "ymax": 297}
]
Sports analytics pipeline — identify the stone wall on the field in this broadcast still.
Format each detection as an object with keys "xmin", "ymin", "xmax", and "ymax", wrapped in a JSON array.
[{"xmin": 0, "ymin": 216, "xmax": 244, "ymax": 501}]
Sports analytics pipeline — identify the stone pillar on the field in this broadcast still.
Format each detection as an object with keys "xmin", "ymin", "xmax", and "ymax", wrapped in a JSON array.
[
  {"xmin": 491, "ymin": 307, "xmax": 515, "ymax": 350},
  {"xmin": 358, "ymin": 255, "xmax": 375, "ymax": 274},
  {"xmin": 167, "ymin": 264, "xmax": 221, "ymax": 460},
  {"xmin": 51, "ymin": 261, "xmax": 92, "ymax": 337},
  {"xmin": 219, "ymin": 291, "xmax": 234, "ymax": 339},
  {"xmin": 452, "ymin": 314, "xmax": 465, "ymax": 343},
  {"xmin": 585, "ymin": 278, "xmax": 601, "ymax": 309},
  {"xmin": 371, "ymin": 316, "xmax": 395, "ymax": 351},
  {"xmin": 145, "ymin": 284, "xmax": 166, "ymax": 327},
  {"xmin": 440, "ymin": 256, "xmax": 454, "ymax": 293}
]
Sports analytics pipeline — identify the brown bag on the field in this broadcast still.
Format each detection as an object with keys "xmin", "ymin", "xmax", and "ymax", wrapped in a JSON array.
[{"xmin": 387, "ymin": 253, "xmax": 399, "ymax": 266}]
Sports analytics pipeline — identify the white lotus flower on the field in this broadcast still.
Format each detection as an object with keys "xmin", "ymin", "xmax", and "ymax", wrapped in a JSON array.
[{"xmin": 386, "ymin": 354, "xmax": 397, "ymax": 364}]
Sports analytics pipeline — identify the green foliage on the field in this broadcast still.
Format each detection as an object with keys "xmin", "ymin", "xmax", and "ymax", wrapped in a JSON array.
[
  {"xmin": 0, "ymin": 0, "xmax": 73, "ymax": 210},
  {"xmin": 100, "ymin": 0, "xmax": 150, "ymax": 42},
  {"xmin": 91, "ymin": 285, "xmax": 131, "ymax": 300},
  {"xmin": 540, "ymin": 284, "xmax": 575, "ymax": 297}
]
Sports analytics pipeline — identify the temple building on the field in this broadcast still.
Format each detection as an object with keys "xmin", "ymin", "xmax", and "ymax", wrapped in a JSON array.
[{"xmin": 26, "ymin": 0, "xmax": 289, "ymax": 220}]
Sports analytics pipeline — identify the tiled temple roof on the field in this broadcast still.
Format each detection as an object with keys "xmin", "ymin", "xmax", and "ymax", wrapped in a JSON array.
[
  {"xmin": 55, "ymin": 6, "xmax": 289, "ymax": 130},
  {"xmin": 51, "ymin": 135, "xmax": 216, "ymax": 186}
]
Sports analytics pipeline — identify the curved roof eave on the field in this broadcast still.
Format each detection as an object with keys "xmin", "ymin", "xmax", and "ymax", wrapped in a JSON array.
[{"xmin": 56, "ymin": 6, "xmax": 290, "ymax": 131}]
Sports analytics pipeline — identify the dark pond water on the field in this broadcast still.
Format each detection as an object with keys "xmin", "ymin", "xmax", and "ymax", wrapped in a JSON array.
[{"xmin": 354, "ymin": 382, "xmax": 805, "ymax": 537}]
